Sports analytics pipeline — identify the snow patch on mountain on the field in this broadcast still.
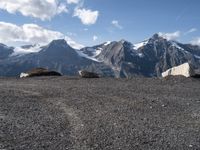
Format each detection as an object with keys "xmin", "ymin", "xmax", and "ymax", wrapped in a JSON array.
[
  {"xmin": 137, "ymin": 53, "xmax": 144, "ymax": 57},
  {"xmin": 79, "ymin": 46, "xmax": 102, "ymax": 57},
  {"xmin": 76, "ymin": 50, "xmax": 102, "ymax": 62},
  {"xmin": 94, "ymin": 47, "xmax": 102, "ymax": 57},
  {"xmin": 130, "ymin": 51, "xmax": 144, "ymax": 58},
  {"xmin": 194, "ymin": 55, "xmax": 200, "ymax": 59},
  {"xmin": 133, "ymin": 40, "xmax": 148, "ymax": 50},
  {"xmin": 170, "ymin": 41, "xmax": 184, "ymax": 51},
  {"xmin": 104, "ymin": 41, "xmax": 111, "ymax": 46}
]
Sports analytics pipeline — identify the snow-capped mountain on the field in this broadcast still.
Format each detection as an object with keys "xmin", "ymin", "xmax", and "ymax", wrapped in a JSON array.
[
  {"xmin": 0, "ymin": 39, "xmax": 114, "ymax": 76},
  {"xmin": 79, "ymin": 34, "xmax": 200, "ymax": 77},
  {"xmin": 0, "ymin": 34, "xmax": 200, "ymax": 77}
]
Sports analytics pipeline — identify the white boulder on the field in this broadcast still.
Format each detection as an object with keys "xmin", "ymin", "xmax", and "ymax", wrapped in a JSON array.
[
  {"xmin": 20, "ymin": 72, "xmax": 29, "ymax": 78},
  {"xmin": 162, "ymin": 63, "xmax": 195, "ymax": 78}
]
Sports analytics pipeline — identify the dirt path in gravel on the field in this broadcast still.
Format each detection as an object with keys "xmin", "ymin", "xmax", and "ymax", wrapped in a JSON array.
[{"xmin": 0, "ymin": 76, "xmax": 200, "ymax": 150}]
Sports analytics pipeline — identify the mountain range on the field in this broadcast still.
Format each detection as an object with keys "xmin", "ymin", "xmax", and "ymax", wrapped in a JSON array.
[{"xmin": 0, "ymin": 34, "xmax": 200, "ymax": 77}]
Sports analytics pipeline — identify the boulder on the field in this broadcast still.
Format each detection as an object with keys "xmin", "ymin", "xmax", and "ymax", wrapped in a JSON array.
[
  {"xmin": 78, "ymin": 70, "xmax": 100, "ymax": 78},
  {"xmin": 20, "ymin": 68, "xmax": 62, "ymax": 78},
  {"xmin": 162, "ymin": 63, "xmax": 195, "ymax": 78},
  {"xmin": 20, "ymin": 73, "xmax": 29, "ymax": 78}
]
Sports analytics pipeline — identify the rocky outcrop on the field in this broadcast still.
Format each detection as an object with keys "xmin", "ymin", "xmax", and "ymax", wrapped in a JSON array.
[
  {"xmin": 78, "ymin": 70, "xmax": 100, "ymax": 78},
  {"xmin": 20, "ymin": 68, "xmax": 62, "ymax": 78},
  {"xmin": 162, "ymin": 63, "xmax": 195, "ymax": 78}
]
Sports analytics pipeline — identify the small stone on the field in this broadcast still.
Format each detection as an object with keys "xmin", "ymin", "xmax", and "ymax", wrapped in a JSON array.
[{"xmin": 189, "ymin": 144, "xmax": 193, "ymax": 148}]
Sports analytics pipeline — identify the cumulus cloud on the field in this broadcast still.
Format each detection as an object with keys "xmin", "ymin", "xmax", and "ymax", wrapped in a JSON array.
[
  {"xmin": 0, "ymin": 21, "xmax": 84, "ymax": 49},
  {"xmin": 158, "ymin": 31, "xmax": 181, "ymax": 40},
  {"xmin": 93, "ymin": 35, "xmax": 98, "ymax": 41},
  {"xmin": 0, "ymin": 22, "xmax": 63, "ymax": 44},
  {"xmin": 191, "ymin": 37, "xmax": 200, "ymax": 46},
  {"xmin": 73, "ymin": 7, "xmax": 99, "ymax": 25},
  {"xmin": 111, "ymin": 20, "xmax": 123, "ymax": 29},
  {"xmin": 0, "ymin": 0, "xmax": 68, "ymax": 21},
  {"xmin": 67, "ymin": 0, "xmax": 80, "ymax": 4}
]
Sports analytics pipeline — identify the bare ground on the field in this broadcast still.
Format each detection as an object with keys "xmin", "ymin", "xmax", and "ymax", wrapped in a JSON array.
[{"xmin": 0, "ymin": 76, "xmax": 200, "ymax": 150}]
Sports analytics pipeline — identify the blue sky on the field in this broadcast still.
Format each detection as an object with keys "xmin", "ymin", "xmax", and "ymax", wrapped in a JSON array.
[{"xmin": 0, "ymin": 0, "xmax": 200, "ymax": 48}]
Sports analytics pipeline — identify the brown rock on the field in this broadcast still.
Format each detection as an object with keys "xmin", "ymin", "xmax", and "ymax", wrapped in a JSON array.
[
  {"xmin": 78, "ymin": 70, "xmax": 100, "ymax": 78},
  {"xmin": 20, "ymin": 68, "xmax": 62, "ymax": 78}
]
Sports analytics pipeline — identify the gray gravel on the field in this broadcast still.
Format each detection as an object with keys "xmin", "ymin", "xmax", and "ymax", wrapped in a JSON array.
[{"xmin": 0, "ymin": 76, "xmax": 200, "ymax": 150}]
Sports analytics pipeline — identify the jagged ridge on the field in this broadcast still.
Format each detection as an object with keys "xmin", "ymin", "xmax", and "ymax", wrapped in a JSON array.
[{"xmin": 0, "ymin": 34, "xmax": 200, "ymax": 77}]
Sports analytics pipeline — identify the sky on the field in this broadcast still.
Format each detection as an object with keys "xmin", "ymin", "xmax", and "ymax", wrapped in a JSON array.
[{"xmin": 0, "ymin": 0, "xmax": 200, "ymax": 48}]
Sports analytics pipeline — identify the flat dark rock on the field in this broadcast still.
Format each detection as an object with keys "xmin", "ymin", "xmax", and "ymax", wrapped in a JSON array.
[
  {"xmin": 0, "ymin": 77, "xmax": 200, "ymax": 149},
  {"xmin": 23, "ymin": 68, "xmax": 62, "ymax": 77}
]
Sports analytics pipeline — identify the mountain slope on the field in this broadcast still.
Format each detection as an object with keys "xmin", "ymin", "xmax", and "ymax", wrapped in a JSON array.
[
  {"xmin": 0, "ymin": 34, "xmax": 199, "ymax": 77},
  {"xmin": 83, "ymin": 34, "xmax": 200, "ymax": 77},
  {"xmin": 0, "ymin": 39, "xmax": 114, "ymax": 77},
  {"xmin": 0, "ymin": 43, "xmax": 14, "ymax": 60}
]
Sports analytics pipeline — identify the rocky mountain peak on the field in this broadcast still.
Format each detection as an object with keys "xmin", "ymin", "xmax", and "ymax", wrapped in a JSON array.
[
  {"xmin": 152, "ymin": 33, "xmax": 160, "ymax": 39},
  {"xmin": 150, "ymin": 33, "xmax": 166, "ymax": 41},
  {"xmin": 0, "ymin": 34, "xmax": 199, "ymax": 77},
  {"xmin": 117, "ymin": 40, "xmax": 133, "ymax": 50},
  {"xmin": 48, "ymin": 39, "xmax": 69, "ymax": 48}
]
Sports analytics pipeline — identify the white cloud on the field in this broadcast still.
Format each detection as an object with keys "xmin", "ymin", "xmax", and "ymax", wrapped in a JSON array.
[
  {"xmin": 67, "ymin": 0, "xmax": 80, "ymax": 4},
  {"xmin": 111, "ymin": 20, "xmax": 123, "ymax": 29},
  {"xmin": 57, "ymin": 3, "xmax": 68, "ymax": 14},
  {"xmin": 13, "ymin": 44, "xmax": 43, "ymax": 55},
  {"xmin": 0, "ymin": 22, "xmax": 63, "ymax": 44},
  {"xmin": 73, "ymin": 7, "xmax": 99, "ymax": 25},
  {"xmin": 0, "ymin": 0, "xmax": 68, "ymax": 21},
  {"xmin": 93, "ymin": 35, "xmax": 98, "ymax": 41},
  {"xmin": 0, "ymin": 21, "xmax": 84, "ymax": 49},
  {"xmin": 184, "ymin": 28, "xmax": 197, "ymax": 35},
  {"xmin": 158, "ymin": 31, "xmax": 181, "ymax": 40},
  {"xmin": 191, "ymin": 37, "xmax": 200, "ymax": 46}
]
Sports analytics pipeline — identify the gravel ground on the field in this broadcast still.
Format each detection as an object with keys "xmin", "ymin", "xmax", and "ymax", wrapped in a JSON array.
[{"xmin": 0, "ymin": 76, "xmax": 200, "ymax": 150}]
